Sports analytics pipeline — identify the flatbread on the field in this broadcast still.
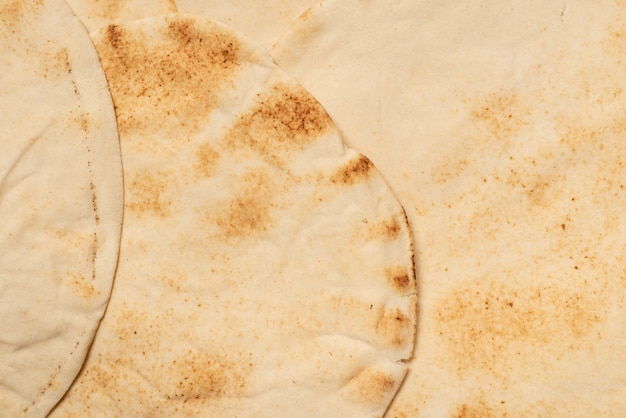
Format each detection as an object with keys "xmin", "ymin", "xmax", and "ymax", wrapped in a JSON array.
[
  {"xmin": 64, "ymin": 0, "xmax": 176, "ymax": 32},
  {"xmin": 272, "ymin": 0, "xmax": 626, "ymax": 416},
  {"xmin": 0, "ymin": 0, "xmax": 123, "ymax": 416},
  {"xmin": 50, "ymin": 13, "xmax": 416, "ymax": 417},
  {"xmin": 174, "ymin": 0, "xmax": 318, "ymax": 49},
  {"xmin": 64, "ymin": 0, "xmax": 317, "ymax": 50}
]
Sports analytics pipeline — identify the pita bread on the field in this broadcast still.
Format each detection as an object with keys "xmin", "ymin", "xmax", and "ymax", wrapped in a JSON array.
[
  {"xmin": 0, "ymin": 0, "xmax": 123, "ymax": 416},
  {"xmin": 64, "ymin": 0, "xmax": 176, "ymax": 32},
  {"xmin": 272, "ymin": 0, "xmax": 626, "ymax": 416},
  {"xmin": 64, "ymin": 0, "xmax": 317, "ymax": 50},
  {"xmin": 50, "ymin": 13, "xmax": 416, "ymax": 417},
  {"xmin": 174, "ymin": 0, "xmax": 318, "ymax": 49}
]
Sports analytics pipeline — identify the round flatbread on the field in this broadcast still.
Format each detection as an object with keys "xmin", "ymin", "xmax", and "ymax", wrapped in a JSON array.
[
  {"xmin": 272, "ymin": 0, "xmax": 626, "ymax": 416},
  {"xmin": 50, "ymin": 13, "xmax": 415, "ymax": 417},
  {"xmin": 64, "ymin": 0, "xmax": 176, "ymax": 32},
  {"xmin": 0, "ymin": 0, "xmax": 123, "ymax": 416},
  {"xmin": 174, "ymin": 0, "xmax": 318, "ymax": 49}
]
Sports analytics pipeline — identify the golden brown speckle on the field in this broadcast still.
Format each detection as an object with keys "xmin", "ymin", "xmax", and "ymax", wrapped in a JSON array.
[
  {"xmin": 468, "ymin": 90, "xmax": 530, "ymax": 143},
  {"xmin": 126, "ymin": 170, "xmax": 174, "ymax": 218},
  {"xmin": 369, "ymin": 218, "xmax": 402, "ymax": 241},
  {"xmin": 226, "ymin": 82, "xmax": 333, "ymax": 164},
  {"xmin": 193, "ymin": 142, "xmax": 220, "ymax": 179},
  {"xmin": 347, "ymin": 369, "xmax": 396, "ymax": 405},
  {"xmin": 95, "ymin": 17, "xmax": 242, "ymax": 140},
  {"xmin": 165, "ymin": 352, "xmax": 249, "ymax": 400},
  {"xmin": 376, "ymin": 308, "xmax": 410, "ymax": 347},
  {"xmin": 454, "ymin": 398, "xmax": 503, "ymax": 418},
  {"xmin": 434, "ymin": 278, "xmax": 604, "ymax": 378},
  {"xmin": 331, "ymin": 154, "xmax": 374, "ymax": 185},
  {"xmin": 214, "ymin": 170, "xmax": 277, "ymax": 239},
  {"xmin": 63, "ymin": 271, "xmax": 100, "ymax": 300},
  {"xmin": 386, "ymin": 266, "xmax": 411, "ymax": 290}
]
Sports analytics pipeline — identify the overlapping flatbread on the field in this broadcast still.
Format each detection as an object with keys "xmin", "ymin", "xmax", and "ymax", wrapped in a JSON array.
[
  {"xmin": 0, "ymin": 0, "xmax": 123, "ymax": 416},
  {"xmin": 174, "ymin": 0, "xmax": 318, "ymax": 49},
  {"xmin": 272, "ymin": 0, "xmax": 626, "ymax": 416},
  {"xmin": 64, "ymin": 0, "xmax": 317, "ymax": 51},
  {"xmin": 64, "ymin": 0, "xmax": 176, "ymax": 32},
  {"xmin": 50, "ymin": 14, "xmax": 416, "ymax": 417}
]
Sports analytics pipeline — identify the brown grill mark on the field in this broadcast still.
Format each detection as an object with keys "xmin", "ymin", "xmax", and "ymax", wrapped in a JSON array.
[
  {"xmin": 226, "ymin": 82, "xmax": 333, "ymax": 164},
  {"xmin": 95, "ymin": 18, "xmax": 242, "ymax": 139},
  {"xmin": 331, "ymin": 154, "xmax": 374, "ymax": 185}
]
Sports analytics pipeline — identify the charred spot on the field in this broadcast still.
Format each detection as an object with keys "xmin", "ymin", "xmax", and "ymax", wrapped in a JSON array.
[{"xmin": 331, "ymin": 154, "xmax": 374, "ymax": 185}]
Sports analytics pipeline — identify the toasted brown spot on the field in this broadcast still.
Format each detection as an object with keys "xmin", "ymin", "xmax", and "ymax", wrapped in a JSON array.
[
  {"xmin": 376, "ymin": 308, "xmax": 410, "ymax": 347},
  {"xmin": 38, "ymin": 47, "xmax": 73, "ymax": 79},
  {"xmin": 89, "ymin": 181, "xmax": 99, "ymax": 224},
  {"xmin": 87, "ymin": 0, "xmax": 177, "ymax": 28},
  {"xmin": 95, "ymin": 17, "xmax": 242, "ymax": 140},
  {"xmin": 226, "ymin": 82, "xmax": 333, "ymax": 164},
  {"xmin": 63, "ymin": 272, "xmax": 100, "ymax": 300},
  {"xmin": 430, "ymin": 155, "xmax": 469, "ymax": 184},
  {"xmin": 454, "ymin": 398, "xmax": 502, "ymax": 418},
  {"xmin": 331, "ymin": 154, "xmax": 374, "ymax": 185},
  {"xmin": 106, "ymin": 24, "xmax": 122, "ymax": 49},
  {"xmin": 126, "ymin": 170, "xmax": 174, "ymax": 218},
  {"xmin": 0, "ymin": 0, "xmax": 35, "ymax": 28},
  {"xmin": 369, "ymin": 217, "xmax": 402, "ymax": 241},
  {"xmin": 193, "ymin": 142, "xmax": 220, "ymax": 179},
  {"xmin": 386, "ymin": 267, "xmax": 411, "ymax": 290},
  {"xmin": 469, "ymin": 91, "xmax": 530, "ymax": 141},
  {"xmin": 435, "ymin": 278, "xmax": 604, "ymax": 378},
  {"xmin": 347, "ymin": 369, "xmax": 396, "ymax": 405},
  {"xmin": 165, "ymin": 351, "xmax": 249, "ymax": 400},
  {"xmin": 214, "ymin": 170, "xmax": 276, "ymax": 238}
]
